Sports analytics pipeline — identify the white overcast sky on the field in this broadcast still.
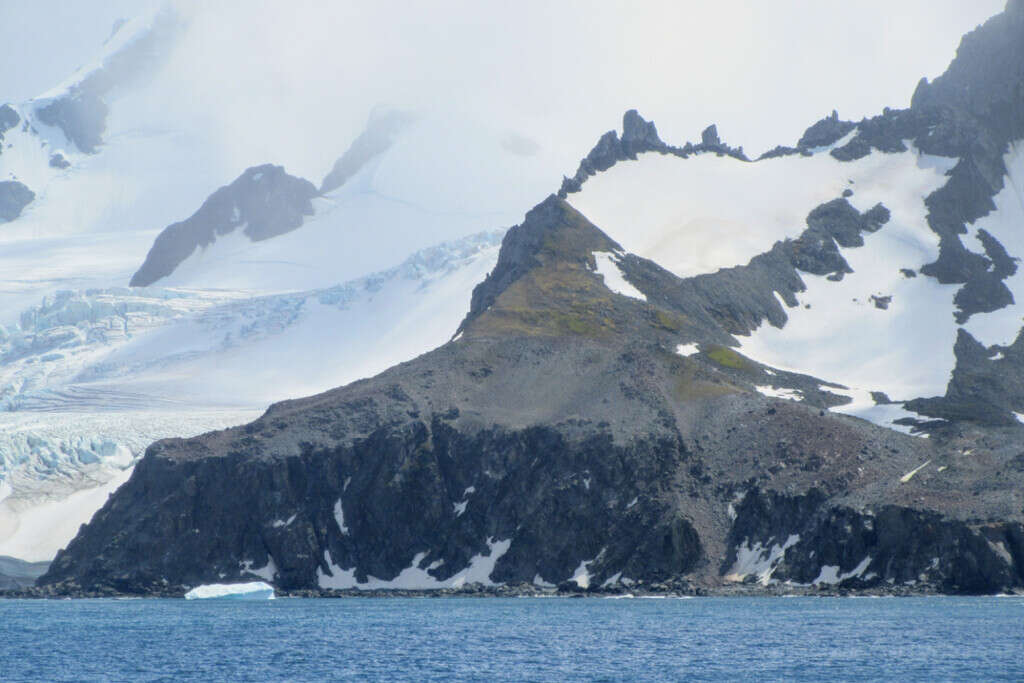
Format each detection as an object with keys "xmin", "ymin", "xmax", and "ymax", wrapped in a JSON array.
[{"xmin": 0, "ymin": 0, "xmax": 1007, "ymax": 180}]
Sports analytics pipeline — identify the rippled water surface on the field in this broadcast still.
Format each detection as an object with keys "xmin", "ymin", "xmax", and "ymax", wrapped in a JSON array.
[{"xmin": 2, "ymin": 596, "xmax": 1023, "ymax": 681}]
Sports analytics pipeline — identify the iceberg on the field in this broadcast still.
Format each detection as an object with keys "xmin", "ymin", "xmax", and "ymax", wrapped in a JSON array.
[{"xmin": 184, "ymin": 581, "xmax": 275, "ymax": 600}]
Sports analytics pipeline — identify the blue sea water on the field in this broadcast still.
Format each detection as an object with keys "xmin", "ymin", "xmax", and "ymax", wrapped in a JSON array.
[{"xmin": 1, "ymin": 596, "xmax": 1023, "ymax": 681}]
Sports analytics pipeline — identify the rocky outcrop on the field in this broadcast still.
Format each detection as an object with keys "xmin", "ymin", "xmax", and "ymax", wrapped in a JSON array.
[
  {"xmin": 0, "ymin": 181, "xmax": 35, "ymax": 222},
  {"xmin": 35, "ymin": 93, "xmax": 109, "ymax": 154},
  {"xmin": 48, "ymin": 152, "xmax": 70, "ymax": 169},
  {"xmin": 129, "ymin": 164, "xmax": 317, "ymax": 287},
  {"xmin": 725, "ymin": 489, "xmax": 1024, "ymax": 593},
  {"xmin": 797, "ymin": 110, "xmax": 856, "ymax": 149},
  {"xmin": 0, "ymin": 104, "xmax": 19, "ymax": 146},
  {"xmin": 557, "ymin": 111, "xmax": 748, "ymax": 196}
]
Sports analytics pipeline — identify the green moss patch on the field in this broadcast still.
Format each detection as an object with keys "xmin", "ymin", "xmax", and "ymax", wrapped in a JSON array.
[{"xmin": 707, "ymin": 346, "xmax": 750, "ymax": 370}]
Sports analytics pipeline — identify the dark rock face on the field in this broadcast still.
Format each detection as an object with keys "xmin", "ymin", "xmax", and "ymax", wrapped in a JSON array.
[
  {"xmin": 787, "ymin": 199, "xmax": 890, "ymax": 278},
  {"xmin": 48, "ymin": 152, "xmax": 71, "ymax": 169},
  {"xmin": 700, "ymin": 124, "xmax": 721, "ymax": 147},
  {"xmin": 0, "ymin": 181, "xmax": 35, "ymax": 222},
  {"xmin": 906, "ymin": 328, "xmax": 1024, "ymax": 425},
  {"xmin": 638, "ymin": 196, "xmax": 891, "ymax": 338},
  {"xmin": 0, "ymin": 103, "xmax": 20, "ymax": 157},
  {"xmin": 797, "ymin": 110, "xmax": 856, "ymax": 149},
  {"xmin": 129, "ymin": 165, "xmax": 317, "ymax": 287},
  {"xmin": 727, "ymin": 489, "xmax": 1024, "ymax": 593},
  {"xmin": 622, "ymin": 109, "xmax": 663, "ymax": 154},
  {"xmin": 35, "ymin": 94, "xmax": 109, "ymax": 154},
  {"xmin": 320, "ymin": 110, "xmax": 413, "ymax": 194},
  {"xmin": 0, "ymin": 104, "xmax": 19, "ymax": 140}
]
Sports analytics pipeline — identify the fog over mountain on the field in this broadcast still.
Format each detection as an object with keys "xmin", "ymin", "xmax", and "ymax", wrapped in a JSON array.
[{"xmin": 0, "ymin": 1, "xmax": 1003, "ymax": 180}]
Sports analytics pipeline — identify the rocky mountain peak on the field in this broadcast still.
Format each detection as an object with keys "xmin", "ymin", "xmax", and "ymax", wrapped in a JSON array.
[
  {"xmin": 797, "ymin": 110, "xmax": 856, "ymax": 149},
  {"xmin": 456, "ymin": 196, "xmax": 623, "ymax": 339},
  {"xmin": 700, "ymin": 124, "xmax": 720, "ymax": 147},
  {"xmin": 129, "ymin": 164, "xmax": 316, "ymax": 287},
  {"xmin": 621, "ymin": 109, "xmax": 664, "ymax": 153}
]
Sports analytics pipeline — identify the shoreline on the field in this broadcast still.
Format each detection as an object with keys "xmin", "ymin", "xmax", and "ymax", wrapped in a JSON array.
[{"xmin": 4, "ymin": 581, "xmax": 1022, "ymax": 600}]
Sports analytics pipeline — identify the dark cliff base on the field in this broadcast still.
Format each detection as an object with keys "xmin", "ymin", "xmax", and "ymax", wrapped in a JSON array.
[{"xmin": 7, "ymin": 582, "xmax": 1023, "ymax": 600}]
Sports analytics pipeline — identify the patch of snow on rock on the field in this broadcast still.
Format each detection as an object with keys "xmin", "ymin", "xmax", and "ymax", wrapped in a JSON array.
[
  {"xmin": 675, "ymin": 343, "xmax": 699, "ymax": 357},
  {"xmin": 333, "ymin": 499, "xmax": 349, "ymax": 535},
  {"xmin": 533, "ymin": 574, "xmax": 556, "ymax": 588},
  {"xmin": 755, "ymin": 385, "xmax": 802, "ymax": 401},
  {"xmin": 317, "ymin": 538, "xmax": 512, "ymax": 590},
  {"xmin": 271, "ymin": 514, "xmax": 296, "ymax": 528},
  {"xmin": 241, "ymin": 557, "xmax": 277, "ymax": 582},
  {"xmin": 592, "ymin": 252, "xmax": 646, "ymax": 301},
  {"xmin": 813, "ymin": 557, "xmax": 872, "ymax": 585},
  {"xmin": 725, "ymin": 534, "xmax": 800, "ymax": 584},
  {"xmin": 900, "ymin": 460, "xmax": 931, "ymax": 483}
]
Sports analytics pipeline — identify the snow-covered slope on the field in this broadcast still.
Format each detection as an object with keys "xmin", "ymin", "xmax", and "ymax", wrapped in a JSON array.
[
  {"xmin": 567, "ymin": 113, "xmax": 1024, "ymax": 435},
  {"xmin": 0, "ymin": 232, "xmax": 499, "ymax": 562},
  {"xmin": 0, "ymin": 11, "xmax": 536, "ymax": 564},
  {"xmin": 143, "ymin": 111, "xmax": 562, "ymax": 293},
  {"xmin": 0, "ymin": 6, "xmax": 237, "ymax": 327}
]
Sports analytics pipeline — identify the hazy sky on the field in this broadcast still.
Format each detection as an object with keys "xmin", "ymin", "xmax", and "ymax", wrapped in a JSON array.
[{"xmin": 0, "ymin": 0, "xmax": 1007, "ymax": 181}]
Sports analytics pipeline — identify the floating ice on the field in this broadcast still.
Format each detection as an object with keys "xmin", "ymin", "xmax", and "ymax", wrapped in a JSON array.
[{"xmin": 184, "ymin": 581, "xmax": 275, "ymax": 600}]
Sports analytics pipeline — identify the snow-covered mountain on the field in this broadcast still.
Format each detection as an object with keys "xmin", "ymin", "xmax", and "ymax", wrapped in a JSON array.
[
  {"xmin": 565, "ymin": 121, "xmax": 972, "ymax": 433},
  {"xmin": 0, "ymin": 7, "xmax": 563, "ymax": 571},
  {"xmin": 36, "ymin": 1, "xmax": 1024, "ymax": 597}
]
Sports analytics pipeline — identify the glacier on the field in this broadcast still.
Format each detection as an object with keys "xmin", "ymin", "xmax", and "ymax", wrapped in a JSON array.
[{"xmin": 0, "ymin": 232, "xmax": 501, "ymax": 562}]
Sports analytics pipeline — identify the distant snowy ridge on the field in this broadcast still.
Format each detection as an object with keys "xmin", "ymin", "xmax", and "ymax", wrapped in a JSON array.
[
  {"xmin": 136, "ymin": 111, "xmax": 562, "ymax": 292},
  {"xmin": 31, "ymin": 5, "xmax": 180, "ymax": 153},
  {"xmin": 3, "ymin": 229, "xmax": 502, "ymax": 410}
]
